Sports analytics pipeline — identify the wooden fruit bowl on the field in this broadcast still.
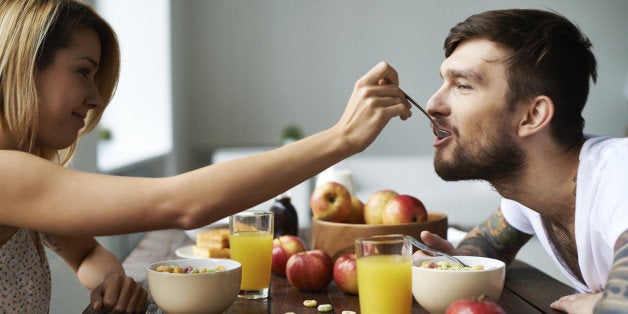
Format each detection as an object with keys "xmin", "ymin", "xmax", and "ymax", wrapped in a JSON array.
[{"xmin": 311, "ymin": 212, "xmax": 448, "ymax": 260}]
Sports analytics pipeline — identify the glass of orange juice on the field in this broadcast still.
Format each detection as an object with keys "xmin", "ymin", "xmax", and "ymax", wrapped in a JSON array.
[
  {"xmin": 229, "ymin": 210, "xmax": 274, "ymax": 299},
  {"xmin": 356, "ymin": 234, "xmax": 413, "ymax": 314}
]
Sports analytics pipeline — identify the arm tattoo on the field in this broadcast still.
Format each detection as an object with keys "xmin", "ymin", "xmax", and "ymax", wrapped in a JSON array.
[
  {"xmin": 593, "ymin": 229, "xmax": 628, "ymax": 313},
  {"xmin": 456, "ymin": 208, "xmax": 531, "ymax": 265}
]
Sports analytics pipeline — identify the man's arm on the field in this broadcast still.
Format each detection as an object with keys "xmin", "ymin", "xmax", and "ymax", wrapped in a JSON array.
[
  {"xmin": 456, "ymin": 208, "xmax": 532, "ymax": 265},
  {"xmin": 594, "ymin": 228, "xmax": 628, "ymax": 313}
]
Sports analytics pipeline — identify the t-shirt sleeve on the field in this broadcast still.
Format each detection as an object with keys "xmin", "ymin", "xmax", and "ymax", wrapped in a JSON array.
[
  {"xmin": 600, "ymin": 146, "xmax": 628, "ymax": 248},
  {"xmin": 500, "ymin": 198, "xmax": 535, "ymax": 235}
]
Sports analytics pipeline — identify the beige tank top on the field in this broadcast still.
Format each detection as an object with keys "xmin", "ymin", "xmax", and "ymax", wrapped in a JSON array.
[{"xmin": 0, "ymin": 228, "xmax": 51, "ymax": 313}]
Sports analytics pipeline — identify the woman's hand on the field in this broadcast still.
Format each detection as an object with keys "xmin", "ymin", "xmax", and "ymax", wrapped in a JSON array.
[
  {"xmin": 90, "ymin": 273, "xmax": 148, "ymax": 313},
  {"xmin": 550, "ymin": 292, "xmax": 602, "ymax": 314},
  {"xmin": 412, "ymin": 230, "xmax": 458, "ymax": 260},
  {"xmin": 43, "ymin": 235, "xmax": 148, "ymax": 313},
  {"xmin": 333, "ymin": 61, "xmax": 412, "ymax": 154}
]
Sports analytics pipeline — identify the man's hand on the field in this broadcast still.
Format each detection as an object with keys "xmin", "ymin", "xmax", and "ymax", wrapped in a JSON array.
[
  {"xmin": 550, "ymin": 292, "xmax": 602, "ymax": 314},
  {"xmin": 90, "ymin": 273, "xmax": 147, "ymax": 313},
  {"xmin": 412, "ymin": 230, "xmax": 457, "ymax": 259}
]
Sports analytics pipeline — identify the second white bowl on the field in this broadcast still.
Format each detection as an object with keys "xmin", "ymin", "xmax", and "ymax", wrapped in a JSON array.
[{"xmin": 412, "ymin": 256, "xmax": 505, "ymax": 314}]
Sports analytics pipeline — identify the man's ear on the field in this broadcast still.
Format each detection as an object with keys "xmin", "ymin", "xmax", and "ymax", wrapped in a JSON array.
[{"xmin": 517, "ymin": 96, "xmax": 554, "ymax": 138}]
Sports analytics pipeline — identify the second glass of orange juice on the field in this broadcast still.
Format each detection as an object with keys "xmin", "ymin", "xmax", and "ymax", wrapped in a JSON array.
[
  {"xmin": 229, "ymin": 210, "xmax": 274, "ymax": 299},
  {"xmin": 356, "ymin": 234, "xmax": 412, "ymax": 314}
]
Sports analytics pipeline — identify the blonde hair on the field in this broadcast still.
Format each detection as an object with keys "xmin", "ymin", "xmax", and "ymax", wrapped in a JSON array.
[{"xmin": 0, "ymin": 0, "xmax": 120, "ymax": 165}]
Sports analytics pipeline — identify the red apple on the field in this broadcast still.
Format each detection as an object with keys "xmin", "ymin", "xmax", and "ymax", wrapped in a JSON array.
[
  {"xmin": 286, "ymin": 249, "xmax": 333, "ymax": 291},
  {"xmin": 345, "ymin": 196, "xmax": 365, "ymax": 224},
  {"xmin": 272, "ymin": 235, "xmax": 306, "ymax": 276},
  {"xmin": 333, "ymin": 253, "xmax": 358, "ymax": 294},
  {"xmin": 310, "ymin": 182, "xmax": 352, "ymax": 222},
  {"xmin": 363, "ymin": 190, "xmax": 399, "ymax": 224},
  {"xmin": 446, "ymin": 296, "xmax": 506, "ymax": 314},
  {"xmin": 381, "ymin": 194, "xmax": 428, "ymax": 224}
]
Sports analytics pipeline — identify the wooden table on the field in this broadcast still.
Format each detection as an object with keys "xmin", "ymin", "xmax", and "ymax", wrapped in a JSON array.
[{"xmin": 84, "ymin": 229, "xmax": 575, "ymax": 313}]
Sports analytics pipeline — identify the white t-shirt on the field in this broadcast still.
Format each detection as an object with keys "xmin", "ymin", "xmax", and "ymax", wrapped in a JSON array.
[{"xmin": 501, "ymin": 136, "xmax": 628, "ymax": 293}]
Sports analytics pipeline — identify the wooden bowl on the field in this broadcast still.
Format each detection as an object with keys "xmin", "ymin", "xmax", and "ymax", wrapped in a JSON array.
[{"xmin": 311, "ymin": 212, "xmax": 448, "ymax": 260}]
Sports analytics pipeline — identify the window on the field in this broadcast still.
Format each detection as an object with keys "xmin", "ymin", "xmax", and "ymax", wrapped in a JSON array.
[{"xmin": 95, "ymin": 0, "xmax": 172, "ymax": 172}]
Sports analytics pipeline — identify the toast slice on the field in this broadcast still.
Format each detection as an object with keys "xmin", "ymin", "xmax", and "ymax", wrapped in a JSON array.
[{"xmin": 196, "ymin": 228, "xmax": 230, "ymax": 248}]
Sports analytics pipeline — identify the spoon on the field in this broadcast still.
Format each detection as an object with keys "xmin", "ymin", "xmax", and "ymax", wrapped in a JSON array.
[
  {"xmin": 402, "ymin": 90, "xmax": 451, "ymax": 139},
  {"xmin": 409, "ymin": 236, "xmax": 469, "ymax": 267}
]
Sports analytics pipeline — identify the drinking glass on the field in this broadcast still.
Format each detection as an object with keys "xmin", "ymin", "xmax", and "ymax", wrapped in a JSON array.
[
  {"xmin": 355, "ymin": 234, "xmax": 413, "ymax": 314},
  {"xmin": 229, "ymin": 210, "xmax": 274, "ymax": 299}
]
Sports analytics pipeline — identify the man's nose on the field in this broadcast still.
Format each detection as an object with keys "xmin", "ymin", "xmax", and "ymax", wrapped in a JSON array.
[{"xmin": 426, "ymin": 90, "xmax": 445, "ymax": 118}]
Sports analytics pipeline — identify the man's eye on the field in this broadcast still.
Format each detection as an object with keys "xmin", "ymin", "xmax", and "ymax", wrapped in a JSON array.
[{"xmin": 458, "ymin": 84, "xmax": 472, "ymax": 90}]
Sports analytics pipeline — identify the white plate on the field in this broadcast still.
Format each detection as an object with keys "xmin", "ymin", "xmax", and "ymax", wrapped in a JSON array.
[{"xmin": 175, "ymin": 245, "xmax": 196, "ymax": 259}]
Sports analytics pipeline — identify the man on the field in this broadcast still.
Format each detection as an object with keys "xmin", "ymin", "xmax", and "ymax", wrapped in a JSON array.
[{"xmin": 416, "ymin": 9, "xmax": 628, "ymax": 313}]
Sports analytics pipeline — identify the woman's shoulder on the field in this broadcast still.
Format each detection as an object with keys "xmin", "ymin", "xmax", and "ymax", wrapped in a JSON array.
[
  {"xmin": 0, "ymin": 150, "xmax": 65, "ymax": 200},
  {"xmin": 0, "ymin": 149, "xmax": 40, "ymax": 160},
  {"xmin": 0, "ymin": 150, "xmax": 59, "ymax": 170}
]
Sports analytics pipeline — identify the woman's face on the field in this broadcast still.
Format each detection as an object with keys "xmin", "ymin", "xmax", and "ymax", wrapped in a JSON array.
[{"xmin": 35, "ymin": 27, "xmax": 104, "ymax": 150}]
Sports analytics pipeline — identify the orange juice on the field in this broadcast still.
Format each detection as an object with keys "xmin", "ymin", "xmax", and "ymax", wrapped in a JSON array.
[
  {"xmin": 229, "ymin": 231, "xmax": 273, "ymax": 290},
  {"xmin": 357, "ymin": 254, "xmax": 412, "ymax": 314}
]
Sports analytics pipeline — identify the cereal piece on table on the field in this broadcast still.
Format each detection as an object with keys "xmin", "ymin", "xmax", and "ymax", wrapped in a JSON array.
[
  {"xmin": 284, "ymin": 312, "xmax": 296, "ymax": 314},
  {"xmin": 317, "ymin": 304, "xmax": 333, "ymax": 312},
  {"xmin": 303, "ymin": 300, "xmax": 317, "ymax": 307},
  {"xmin": 342, "ymin": 311, "xmax": 357, "ymax": 314}
]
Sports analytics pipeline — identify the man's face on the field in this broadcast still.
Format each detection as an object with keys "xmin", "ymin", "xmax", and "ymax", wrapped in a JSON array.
[{"xmin": 426, "ymin": 38, "xmax": 525, "ymax": 183}]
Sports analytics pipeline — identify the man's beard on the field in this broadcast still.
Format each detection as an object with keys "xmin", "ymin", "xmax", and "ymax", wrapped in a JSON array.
[{"xmin": 434, "ymin": 127, "xmax": 525, "ymax": 186}]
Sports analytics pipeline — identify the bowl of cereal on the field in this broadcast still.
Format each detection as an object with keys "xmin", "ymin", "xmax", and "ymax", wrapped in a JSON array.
[
  {"xmin": 412, "ymin": 256, "xmax": 505, "ymax": 314},
  {"xmin": 147, "ymin": 258, "xmax": 241, "ymax": 313}
]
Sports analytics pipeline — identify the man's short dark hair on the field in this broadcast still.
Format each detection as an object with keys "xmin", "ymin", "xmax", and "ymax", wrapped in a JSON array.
[{"xmin": 445, "ymin": 9, "xmax": 597, "ymax": 149}]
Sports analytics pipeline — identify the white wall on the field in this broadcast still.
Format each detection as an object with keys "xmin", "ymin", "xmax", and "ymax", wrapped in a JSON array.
[
  {"xmin": 96, "ymin": 0, "xmax": 172, "ymax": 172},
  {"xmin": 170, "ymin": 0, "xmax": 628, "ymax": 169}
]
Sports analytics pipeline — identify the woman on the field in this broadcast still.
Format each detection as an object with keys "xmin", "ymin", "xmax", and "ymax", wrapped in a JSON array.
[{"xmin": 0, "ymin": 0, "xmax": 411, "ymax": 312}]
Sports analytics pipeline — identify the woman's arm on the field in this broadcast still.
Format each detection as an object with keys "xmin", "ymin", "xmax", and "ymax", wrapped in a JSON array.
[
  {"xmin": 0, "ymin": 62, "xmax": 411, "ymax": 236},
  {"xmin": 44, "ymin": 234, "xmax": 147, "ymax": 312}
]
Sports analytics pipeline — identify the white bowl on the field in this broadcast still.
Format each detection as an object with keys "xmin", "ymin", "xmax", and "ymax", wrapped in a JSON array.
[
  {"xmin": 147, "ymin": 258, "xmax": 241, "ymax": 313},
  {"xmin": 412, "ymin": 256, "xmax": 505, "ymax": 314}
]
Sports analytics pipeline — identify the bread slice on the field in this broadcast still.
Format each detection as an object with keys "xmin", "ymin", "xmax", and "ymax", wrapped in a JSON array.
[{"xmin": 196, "ymin": 228, "xmax": 230, "ymax": 248}]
